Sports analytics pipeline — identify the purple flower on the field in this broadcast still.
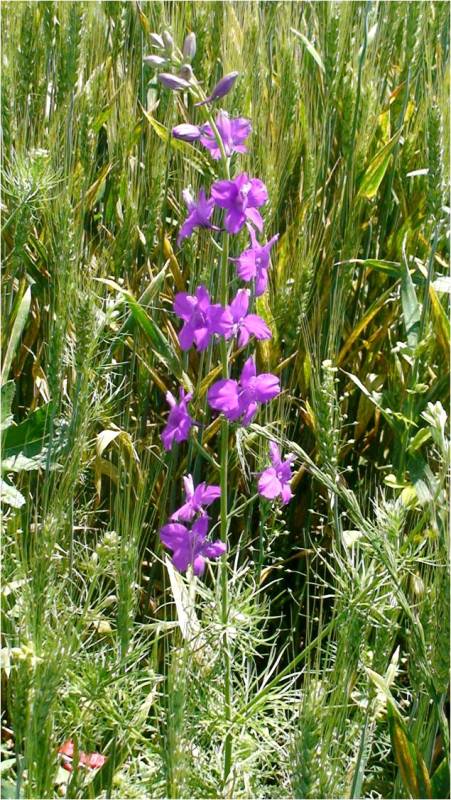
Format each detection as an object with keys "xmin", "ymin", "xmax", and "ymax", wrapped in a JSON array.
[
  {"xmin": 195, "ymin": 71, "xmax": 239, "ymax": 106},
  {"xmin": 160, "ymin": 515, "xmax": 226, "ymax": 575},
  {"xmin": 211, "ymin": 173, "xmax": 268, "ymax": 234},
  {"xmin": 200, "ymin": 112, "xmax": 252, "ymax": 160},
  {"xmin": 234, "ymin": 226, "xmax": 279, "ymax": 296},
  {"xmin": 208, "ymin": 356, "xmax": 280, "ymax": 426},
  {"xmin": 258, "ymin": 441, "xmax": 295, "ymax": 505},
  {"xmin": 171, "ymin": 474, "xmax": 221, "ymax": 521},
  {"xmin": 173, "ymin": 285, "xmax": 229, "ymax": 352},
  {"xmin": 177, "ymin": 188, "xmax": 217, "ymax": 246},
  {"xmin": 172, "ymin": 123, "xmax": 202, "ymax": 142},
  {"xmin": 161, "ymin": 388, "xmax": 196, "ymax": 451},
  {"xmin": 221, "ymin": 289, "xmax": 271, "ymax": 348},
  {"xmin": 157, "ymin": 73, "xmax": 191, "ymax": 91}
]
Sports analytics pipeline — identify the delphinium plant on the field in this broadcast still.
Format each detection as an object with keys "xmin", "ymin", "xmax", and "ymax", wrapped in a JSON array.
[{"xmin": 145, "ymin": 30, "xmax": 296, "ymax": 785}]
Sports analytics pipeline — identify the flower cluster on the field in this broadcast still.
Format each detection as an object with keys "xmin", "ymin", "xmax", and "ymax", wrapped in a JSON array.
[
  {"xmin": 160, "ymin": 476, "xmax": 225, "ymax": 575},
  {"xmin": 147, "ymin": 31, "xmax": 295, "ymax": 575}
]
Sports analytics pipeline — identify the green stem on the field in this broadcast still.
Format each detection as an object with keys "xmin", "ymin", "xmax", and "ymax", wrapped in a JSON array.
[{"xmin": 199, "ymin": 98, "xmax": 233, "ymax": 784}]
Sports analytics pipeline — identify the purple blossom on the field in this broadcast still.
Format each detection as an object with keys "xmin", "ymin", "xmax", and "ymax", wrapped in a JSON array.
[
  {"xmin": 211, "ymin": 173, "xmax": 268, "ymax": 234},
  {"xmin": 200, "ymin": 112, "xmax": 252, "ymax": 160},
  {"xmin": 234, "ymin": 226, "xmax": 279, "ymax": 296},
  {"xmin": 160, "ymin": 515, "xmax": 226, "ymax": 575},
  {"xmin": 161, "ymin": 388, "xmax": 196, "ymax": 451},
  {"xmin": 195, "ymin": 71, "xmax": 239, "ymax": 106},
  {"xmin": 177, "ymin": 188, "xmax": 217, "ymax": 246},
  {"xmin": 172, "ymin": 123, "xmax": 202, "ymax": 142},
  {"xmin": 207, "ymin": 356, "xmax": 280, "ymax": 426},
  {"xmin": 258, "ymin": 442, "xmax": 295, "ymax": 504},
  {"xmin": 173, "ymin": 285, "xmax": 229, "ymax": 351},
  {"xmin": 171, "ymin": 474, "xmax": 221, "ymax": 521},
  {"xmin": 221, "ymin": 289, "xmax": 272, "ymax": 348}
]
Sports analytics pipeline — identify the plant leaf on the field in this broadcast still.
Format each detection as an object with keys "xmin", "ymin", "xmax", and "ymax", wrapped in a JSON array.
[
  {"xmin": 2, "ymin": 402, "xmax": 54, "ymax": 459},
  {"xmin": 357, "ymin": 132, "xmax": 401, "ymax": 200},
  {"xmin": 1, "ymin": 381, "xmax": 15, "ymax": 431},
  {"xmin": 291, "ymin": 28, "xmax": 325, "ymax": 73},
  {"xmin": 1, "ymin": 286, "xmax": 31, "ymax": 385}
]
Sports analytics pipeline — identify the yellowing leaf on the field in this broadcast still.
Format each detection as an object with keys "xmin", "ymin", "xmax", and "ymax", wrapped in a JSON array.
[{"xmin": 357, "ymin": 131, "xmax": 401, "ymax": 200}]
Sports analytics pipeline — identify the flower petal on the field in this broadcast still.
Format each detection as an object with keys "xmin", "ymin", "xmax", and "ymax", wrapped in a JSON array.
[
  {"xmin": 173, "ymin": 292, "xmax": 197, "ymax": 321},
  {"xmin": 202, "ymin": 540, "xmax": 226, "ymax": 559},
  {"xmin": 239, "ymin": 356, "xmax": 256, "ymax": 386},
  {"xmin": 192, "ymin": 514, "xmax": 209, "ymax": 540},
  {"xmin": 241, "ymin": 314, "xmax": 271, "ymax": 340},
  {"xmin": 280, "ymin": 484, "xmax": 293, "ymax": 505},
  {"xmin": 241, "ymin": 400, "xmax": 258, "ymax": 426},
  {"xmin": 269, "ymin": 441, "xmax": 282, "ymax": 467},
  {"xmin": 178, "ymin": 322, "xmax": 196, "ymax": 351},
  {"xmin": 229, "ymin": 289, "xmax": 250, "ymax": 322},
  {"xmin": 236, "ymin": 248, "xmax": 257, "ymax": 281},
  {"xmin": 254, "ymin": 373, "xmax": 280, "ymax": 402},
  {"xmin": 160, "ymin": 522, "xmax": 189, "ymax": 549},
  {"xmin": 225, "ymin": 208, "xmax": 246, "ymax": 234},
  {"xmin": 208, "ymin": 379, "xmax": 240, "ymax": 416},
  {"xmin": 211, "ymin": 179, "xmax": 236, "ymax": 207},
  {"xmin": 245, "ymin": 207, "xmax": 264, "ymax": 231},
  {"xmin": 183, "ymin": 474, "xmax": 195, "ymax": 500},
  {"xmin": 193, "ymin": 555, "xmax": 206, "ymax": 575},
  {"xmin": 258, "ymin": 468, "xmax": 282, "ymax": 499},
  {"xmin": 197, "ymin": 485, "xmax": 221, "ymax": 506},
  {"xmin": 248, "ymin": 178, "xmax": 268, "ymax": 207}
]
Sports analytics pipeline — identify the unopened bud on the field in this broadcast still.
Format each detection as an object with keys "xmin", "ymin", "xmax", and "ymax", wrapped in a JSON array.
[
  {"xmin": 172, "ymin": 124, "xmax": 201, "ymax": 142},
  {"xmin": 162, "ymin": 30, "xmax": 174, "ymax": 54},
  {"xmin": 178, "ymin": 63, "xmax": 193, "ymax": 82},
  {"xmin": 182, "ymin": 32, "xmax": 196, "ymax": 60},
  {"xmin": 143, "ymin": 55, "xmax": 167, "ymax": 68},
  {"xmin": 157, "ymin": 73, "xmax": 191, "ymax": 91},
  {"xmin": 195, "ymin": 71, "xmax": 239, "ymax": 106},
  {"xmin": 149, "ymin": 33, "xmax": 164, "ymax": 49}
]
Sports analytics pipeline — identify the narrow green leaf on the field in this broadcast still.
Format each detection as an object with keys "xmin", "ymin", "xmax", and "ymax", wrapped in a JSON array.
[
  {"xmin": 401, "ymin": 252, "xmax": 421, "ymax": 349},
  {"xmin": 96, "ymin": 279, "xmax": 183, "ymax": 379},
  {"xmin": 291, "ymin": 27, "xmax": 325, "ymax": 73},
  {"xmin": 430, "ymin": 757, "xmax": 450, "ymax": 799},
  {"xmin": 1, "ymin": 286, "xmax": 31, "ymax": 385},
  {"xmin": 335, "ymin": 259, "xmax": 401, "ymax": 277},
  {"xmin": 342, "ymin": 371, "xmax": 400, "ymax": 432}
]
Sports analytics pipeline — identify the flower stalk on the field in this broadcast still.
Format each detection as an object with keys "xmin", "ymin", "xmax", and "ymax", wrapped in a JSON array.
[
  {"xmin": 150, "ymin": 34, "xmax": 290, "ymax": 788},
  {"xmin": 204, "ymin": 106, "xmax": 233, "ymax": 783}
]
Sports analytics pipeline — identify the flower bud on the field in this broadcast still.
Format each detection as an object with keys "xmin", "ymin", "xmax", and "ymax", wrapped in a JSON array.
[
  {"xmin": 172, "ymin": 124, "xmax": 201, "ymax": 142},
  {"xmin": 162, "ymin": 30, "xmax": 174, "ymax": 54},
  {"xmin": 182, "ymin": 32, "xmax": 196, "ymax": 60},
  {"xmin": 157, "ymin": 73, "xmax": 191, "ymax": 91},
  {"xmin": 149, "ymin": 33, "xmax": 164, "ymax": 49},
  {"xmin": 143, "ymin": 55, "xmax": 167, "ymax": 68},
  {"xmin": 194, "ymin": 71, "xmax": 239, "ymax": 106},
  {"xmin": 210, "ymin": 71, "xmax": 239, "ymax": 101},
  {"xmin": 178, "ymin": 63, "xmax": 193, "ymax": 82}
]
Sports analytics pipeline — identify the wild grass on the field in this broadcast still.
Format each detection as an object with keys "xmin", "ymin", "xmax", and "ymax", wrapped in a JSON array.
[{"xmin": 1, "ymin": 1, "xmax": 449, "ymax": 798}]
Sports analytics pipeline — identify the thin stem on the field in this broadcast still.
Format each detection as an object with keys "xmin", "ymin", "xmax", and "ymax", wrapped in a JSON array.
[{"xmin": 200, "ymin": 99, "xmax": 233, "ymax": 784}]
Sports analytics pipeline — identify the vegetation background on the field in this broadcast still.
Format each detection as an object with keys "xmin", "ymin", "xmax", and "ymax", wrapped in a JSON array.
[{"xmin": 1, "ymin": 1, "xmax": 449, "ymax": 798}]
